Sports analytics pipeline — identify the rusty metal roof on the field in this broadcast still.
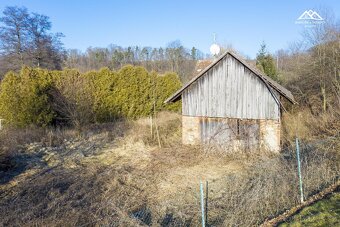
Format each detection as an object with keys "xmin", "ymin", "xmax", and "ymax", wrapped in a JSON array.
[{"xmin": 165, "ymin": 51, "xmax": 296, "ymax": 104}]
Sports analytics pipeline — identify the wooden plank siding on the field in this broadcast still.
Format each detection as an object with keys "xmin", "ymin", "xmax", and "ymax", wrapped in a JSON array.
[{"xmin": 182, "ymin": 54, "xmax": 280, "ymax": 120}]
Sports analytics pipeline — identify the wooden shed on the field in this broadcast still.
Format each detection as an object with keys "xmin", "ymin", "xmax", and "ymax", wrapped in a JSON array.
[{"xmin": 165, "ymin": 51, "xmax": 295, "ymax": 152}]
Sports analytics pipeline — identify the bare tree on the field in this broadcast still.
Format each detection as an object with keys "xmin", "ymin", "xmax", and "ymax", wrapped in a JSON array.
[
  {"xmin": 0, "ymin": 6, "xmax": 29, "ymax": 73},
  {"xmin": 301, "ymin": 9, "xmax": 340, "ymax": 112},
  {"xmin": 64, "ymin": 42, "xmax": 202, "ymax": 82},
  {"xmin": 0, "ymin": 6, "xmax": 65, "ymax": 77},
  {"xmin": 280, "ymin": 9, "xmax": 340, "ymax": 113},
  {"xmin": 27, "ymin": 13, "xmax": 65, "ymax": 69}
]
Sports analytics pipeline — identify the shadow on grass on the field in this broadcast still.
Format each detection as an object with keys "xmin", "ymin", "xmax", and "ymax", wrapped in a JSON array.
[{"xmin": 0, "ymin": 152, "xmax": 46, "ymax": 185}]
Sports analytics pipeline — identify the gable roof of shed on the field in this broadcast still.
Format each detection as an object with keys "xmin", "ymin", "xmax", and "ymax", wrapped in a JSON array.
[{"xmin": 165, "ymin": 51, "xmax": 296, "ymax": 104}]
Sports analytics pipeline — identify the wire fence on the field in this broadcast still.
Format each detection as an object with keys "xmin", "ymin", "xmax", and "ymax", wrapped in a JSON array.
[
  {"xmin": 0, "ymin": 138, "xmax": 338, "ymax": 226},
  {"xmin": 86, "ymin": 140, "xmax": 336, "ymax": 226},
  {"xmin": 115, "ymin": 138, "xmax": 338, "ymax": 227}
]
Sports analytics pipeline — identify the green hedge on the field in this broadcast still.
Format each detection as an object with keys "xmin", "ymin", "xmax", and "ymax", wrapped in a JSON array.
[{"xmin": 0, "ymin": 66, "xmax": 182, "ymax": 127}]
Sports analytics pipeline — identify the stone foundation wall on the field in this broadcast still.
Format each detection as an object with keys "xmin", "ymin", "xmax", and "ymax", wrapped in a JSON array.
[
  {"xmin": 182, "ymin": 115, "xmax": 200, "ymax": 145},
  {"xmin": 182, "ymin": 115, "xmax": 281, "ymax": 152},
  {"xmin": 259, "ymin": 119, "xmax": 281, "ymax": 152}
]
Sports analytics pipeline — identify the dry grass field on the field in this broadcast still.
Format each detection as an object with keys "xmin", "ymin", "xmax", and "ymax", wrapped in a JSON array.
[{"xmin": 0, "ymin": 112, "xmax": 339, "ymax": 226}]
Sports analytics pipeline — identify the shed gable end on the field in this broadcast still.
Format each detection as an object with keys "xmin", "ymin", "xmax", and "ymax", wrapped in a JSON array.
[{"xmin": 182, "ymin": 54, "xmax": 280, "ymax": 120}]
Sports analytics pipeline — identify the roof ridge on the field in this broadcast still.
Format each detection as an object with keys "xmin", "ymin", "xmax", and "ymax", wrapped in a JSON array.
[
  {"xmin": 165, "ymin": 51, "xmax": 295, "ymax": 104},
  {"xmin": 227, "ymin": 51, "xmax": 296, "ymax": 103}
]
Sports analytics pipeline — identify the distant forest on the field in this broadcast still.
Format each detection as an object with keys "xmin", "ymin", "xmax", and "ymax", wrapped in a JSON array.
[
  {"xmin": 65, "ymin": 41, "xmax": 205, "ymax": 81},
  {"xmin": 0, "ymin": 6, "xmax": 205, "ymax": 82}
]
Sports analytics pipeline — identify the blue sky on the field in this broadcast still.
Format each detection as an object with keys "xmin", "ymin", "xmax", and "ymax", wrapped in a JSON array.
[{"xmin": 0, "ymin": 0, "xmax": 339, "ymax": 58}]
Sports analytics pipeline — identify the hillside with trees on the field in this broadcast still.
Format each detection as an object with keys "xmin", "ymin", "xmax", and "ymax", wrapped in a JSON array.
[{"xmin": 65, "ymin": 41, "xmax": 205, "ymax": 82}]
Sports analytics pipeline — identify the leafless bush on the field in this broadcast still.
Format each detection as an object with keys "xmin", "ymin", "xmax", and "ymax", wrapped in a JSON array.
[
  {"xmin": 50, "ymin": 70, "xmax": 95, "ymax": 128},
  {"xmin": 201, "ymin": 122, "xmax": 273, "ymax": 160},
  {"xmin": 205, "ymin": 143, "xmax": 339, "ymax": 226},
  {"xmin": 131, "ymin": 111, "xmax": 182, "ymax": 147},
  {"xmin": 282, "ymin": 108, "xmax": 340, "ymax": 144}
]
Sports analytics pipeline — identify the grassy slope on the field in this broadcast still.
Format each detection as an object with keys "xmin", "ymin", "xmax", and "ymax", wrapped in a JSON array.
[
  {"xmin": 0, "ymin": 112, "xmax": 339, "ymax": 226},
  {"xmin": 279, "ymin": 192, "xmax": 340, "ymax": 227},
  {"xmin": 0, "ymin": 112, "xmax": 247, "ymax": 226}
]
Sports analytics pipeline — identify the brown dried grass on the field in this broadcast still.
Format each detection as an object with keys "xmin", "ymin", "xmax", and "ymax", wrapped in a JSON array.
[{"xmin": 0, "ymin": 111, "xmax": 339, "ymax": 226}]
